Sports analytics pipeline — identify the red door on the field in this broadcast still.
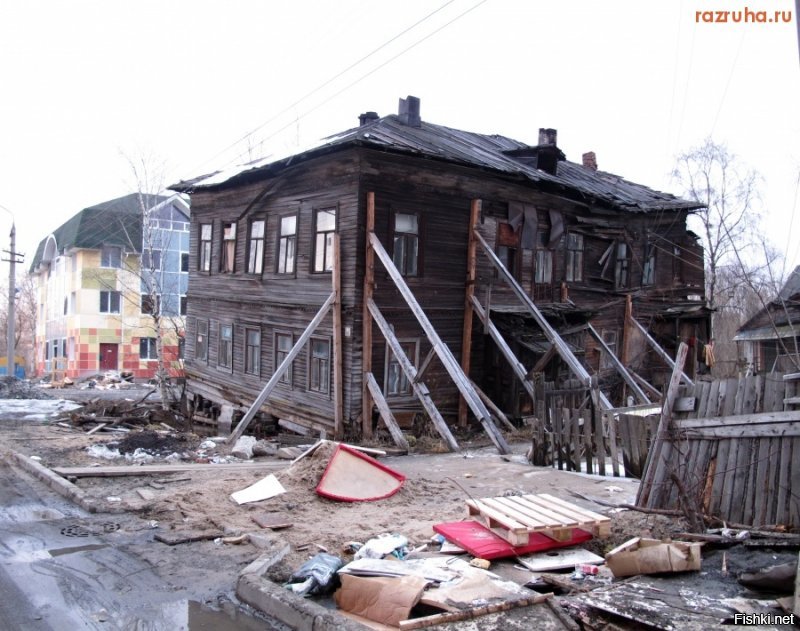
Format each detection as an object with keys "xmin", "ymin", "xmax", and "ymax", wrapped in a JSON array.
[{"xmin": 99, "ymin": 344, "xmax": 118, "ymax": 371}]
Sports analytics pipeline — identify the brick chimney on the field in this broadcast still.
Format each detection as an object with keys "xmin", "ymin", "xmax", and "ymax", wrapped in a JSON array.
[
  {"xmin": 582, "ymin": 151, "xmax": 598, "ymax": 171},
  {"xmin": 359, "ymin": 111, "xmax": 379, "ymax": 126},
  {"xmin": 398, "ymin": 95, "xmax": 421, "ymax": 127}
]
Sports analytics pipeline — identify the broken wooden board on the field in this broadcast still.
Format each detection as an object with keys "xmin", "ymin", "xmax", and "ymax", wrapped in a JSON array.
[
  {"xmin": 570, "ymin": 580, "xmax": 756, "ymax": 630},
  {"xmin": 53, "ymin": 461, "xmax": 285, "ymax": 478},
  {"xmin": 465, "ymin": 493, "xmax": 611, "ymax": 546},
  {"xmin": 252, "ymin": 513, "xmax": 293, "ymax": 530},
  {"xmin": 154, "ymin": 529, "xmax": 222, "ymax": 545},
  {"xmin": 316, "ymin": 444, "xmax": 404, "ymax": 502}
]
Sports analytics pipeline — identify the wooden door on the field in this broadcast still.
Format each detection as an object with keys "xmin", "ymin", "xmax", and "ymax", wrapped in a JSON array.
[{"xmin": 99, "ymin": 344, "xmax": 118, "ymax": 371}]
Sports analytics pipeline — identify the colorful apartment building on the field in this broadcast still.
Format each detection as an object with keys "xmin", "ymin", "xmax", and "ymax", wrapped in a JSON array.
[{"xmin": 30, "ymin": 193, "xmax": 190, "ymax": 380}]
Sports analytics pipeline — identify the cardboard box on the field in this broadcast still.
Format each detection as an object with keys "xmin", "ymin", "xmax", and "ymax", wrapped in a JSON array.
[{"xmin": 605, "ymin": 537, "xmax": 702, "ymax": 578}]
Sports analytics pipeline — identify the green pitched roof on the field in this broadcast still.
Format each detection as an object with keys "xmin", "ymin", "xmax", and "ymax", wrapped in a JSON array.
[{"xmin": 30, "ymin": 193, "xmax": 169, "ymax": 271}]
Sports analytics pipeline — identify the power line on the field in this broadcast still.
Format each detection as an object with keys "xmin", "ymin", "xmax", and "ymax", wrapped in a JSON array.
[{"xmin": 188, "ymin": 0, "xmax": 463, "ymax": 176}]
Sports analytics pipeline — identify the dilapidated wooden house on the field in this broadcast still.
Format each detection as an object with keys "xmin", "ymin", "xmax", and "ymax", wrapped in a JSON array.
[{"xmin": 171, "ymin": 96, "xmax": 708, "ymax": 449}]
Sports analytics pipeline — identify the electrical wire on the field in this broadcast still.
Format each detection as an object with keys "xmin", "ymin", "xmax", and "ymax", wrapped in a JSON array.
[{"xmin": 188, "ymin": 0, "xmax": 465, "ymax": 176}]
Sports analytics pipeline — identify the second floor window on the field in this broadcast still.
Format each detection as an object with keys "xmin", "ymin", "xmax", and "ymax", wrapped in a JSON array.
[
  {"xmin": 245, "ymin": 328, "xmax": 261, "ymax": 375},
  {"xmin": 495, "ymin": 222, "xmax": 519, "ymax": 279},
  {"xmin": 642, "ymin": 242, "xmax": 656, "ymax": 286},
  {"xmin": 141, "ymin": 249, "xmax": 162, "ymax": 271},
  {"xmin": 248, "ymin": 220, "xmax": 265, "ymax": 274},
  {"xmin": 99, "ymin": 290, "xmax": 121, "ymax": 314},
  {"xmin": 199, "ymin": 224, "xmax": 212, "ymax": 271},
  {"xmin": 221, "ymin": 223, "xmax": 236, "ymax": 273},
  {"xmin": 392, "ymin": 213, "xmax": 419, "ymax": 276},
  {"xmin": 534, "ymin": 249, "xmax": 553, "ymax": 284},
  {"xmin": 313, "ymin": 209, "xmax": 336, "ymax": 272},
  {"xmin": 565, "ymin": 232, "xmax": 584, "ymax": 282},
  {"xmin": 101, "ymin": 246, "xmax": 121, "ymax": 268},
  {"xmin": 181, "ymin": 252, "xmax": 190, "ymax": 272},
  {"xmin": 277, "ymin": 215, "xmax": 297, "ymax": 274},
  {"xmin": 615, "ymin": 242, "xmax": 629, "ymax": 289},
  {"xmin": 218, "ymin": 324, "xmax": 232, "ymax": 369}
]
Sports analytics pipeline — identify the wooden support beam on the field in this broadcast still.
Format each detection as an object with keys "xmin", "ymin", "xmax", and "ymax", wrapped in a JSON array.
[
  {"xmin": 470, "ymin": 380, "xmax": 517, "ymax": 432},
  {"xmin": 629, "ymin": 370, "xmax": 663, "ymax": 400},
  {"xmin": 414, "ymin": 346, "xmax": 437, "ymax": 384},
  {"xmin": 459, "ymin": 199, "xmax": 481, "ymax": 427},
  {"xmin": 369, "ymin": 232, "xmax": 510, "ymax": 454},
  {"xmin": 470, "ymin": 295, "xmax": 536, "ymax": 401},
  {"xmin": 473, "ymin": 230, "xmax": 611, "ymax": 410},
  {"xmin": 362, "ymin": 192, "xmax": 376, "ymax": 439},
  {"xmin": 365, "ymin": 372, "xmax": 410, "ymax": 451},
  {"xmin": 636, "ymin": 342, "xmax": 688, "ymax": 506},
  {"xmin": 332, "ymin": 233, "xmax": 344, "ymax": 440},
  {"xmin": 629, "ymin": 316, "xmax": 693, "ymax": 386},
  {"xmin": 586, "ymin": 323, "xmax": 650, "ymax": 405},
  {"xmin": 368, "ymin": 299, "xmax": 460, "ymax": 452},
  {"xmin": 227, "ymin": 292, "xmax": 335, "ymax": 444},
  {"xmin": 531, "ymin": 344, "xmax": 557, "ymax": 374}
]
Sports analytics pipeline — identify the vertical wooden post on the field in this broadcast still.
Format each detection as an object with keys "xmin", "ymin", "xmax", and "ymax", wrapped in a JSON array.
[
  {"xmin": 332, "ymin": 233, "xmax": 344, "ymax": 440},
  {"xmin": 459, "ymin": 199, "xmax": 481, "ymax": 427},
  {"xmin": 362, "ymin": 192, "xmax": 376, "ymax": 438},
  {"xmin": 621, "ymin": 294, "xmax": 633, "ymax": 405}
]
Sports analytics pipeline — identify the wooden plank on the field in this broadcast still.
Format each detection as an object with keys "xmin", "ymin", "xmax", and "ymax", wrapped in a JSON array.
[
  {"xmin": 592, "ymin": 386, "xmax": 606, "ymax": 476},
  {"xmin": 362, "ymin": 191, "xmax": 376, "ymax": 439},
  {"xmin": 694, "ymin": 381, "xmax": 711, "ymax": 419},
  {"xmin": 718, "ymin": 436, "xmax": 740, "ymax": 521},
  {"xmin": 704, "ymin": 378, "xmax": 721, "ymax": 417},
  {"xmin": 535, "ymin": 494, "xmax": 611, "ymax": 533},
  {"xmin": 604, "ymin": 411, "xmax": 621, "ymax": 477},
  {"xmin": 731, "ymin": 438, "xmax": 753, "ymax": 524},
  {"xmin": 465, "ymin": 500, "xmax": 529, "ymax": 546},
  {"xmin": 764, "ymin": 374, "xmax": 783, "ymax": 413},
  {"xmin": 484, "ymin": 497, "xmax": 557, "ymax": 529},
  {"xmin": 228, "ymin": 292, "xmax": 335, "ymax": 444},
  {"xmin": 368, "ymin": 299, "xmax": 459, "ymax": 452},
  {"xmin": 86, "ymin": 423, "xmax": 107, "ymax": 435},
  {"xmin": 776, "ymin": 437, "xmax": 792, "ymax": 525},
  {"xmin": 754, "ymin": 438, "xmax": 771, "ymax": 526},
  {"xmin": 680, "ymin": 422, "xmax": 800, "ymax": 438},
  {"xmin": 331, "ymin": 233, "xmax": 344, "ymax": 440},
  {"xmin": 459, "ymin": 199, "xmax": 481, "ymax": 427},
  {"xmin": 721, "ymin": 378, "xmax": 739, "ymax": 416},
  {"xmin": 553, "ymin": 406, "xmax": 563, "ymax": 470},
  {"xmin": 370, "ymin": 232, "xmax": 510, "ymax": 454},
  {"xmin": 54, "ymin": 461, "xmax": 286, "ymax": 478},
  {"xmin": 791, "ymin": 438, "xmax": 800, "ymax": 526},
  {"xmin": 398, "ymin": 594, "xmax": 550, "ymax": 630},
  {"xmin": 365, "ymin": 372, "xmax": 409, "ymax": 451},
  {"xmin": 571, "ymin": 409, "xmax": 581, "ymax": 473},
  {"xmin": 637, "ymin": 342, "xmax": 688, "ymax": 507},
  {"xmin": 471, "ymin": 380, "xmax": 516, "ymax": 432},
  {"xmin": 675, "ymin": 409, "xmax": 800, "ymax": 429}
]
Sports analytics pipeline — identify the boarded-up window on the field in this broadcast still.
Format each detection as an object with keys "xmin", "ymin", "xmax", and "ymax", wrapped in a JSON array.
[
  {"xmin": 392, "ymin": 213, "xmax": 419, "ymax": 277},
  {"xmin": 247, "ymin": 220, "xmax": 265, "ymax": 274},
  {"xmin": 221, "ymin": 223, "xmax": 236, "ymax": 273},
  {"xmin": 314, "ymin": 209, "xmax": 336, "ymax": 272},
  {"xmin": 308, "ymin": 338, "xmax": 330, "ymax": 394},
  {"xmin": 496, "ymin": 222, "xmax": 519, "ymax": 278},
  {"xmin": 218, "ymin": 324, "xmax": 232, "ymax": 369},
  {"xmin": 565, "ymin": 233, "xmax": 583, "ymax": 282},
  {"xmin": 245, "ymin": 327, "xmax": 261, "ymax": 375},
  {"xmin": 274, "ymin": 332, "xmax": 293, "ymax": 385},
  {"xmin": 199, "ymin": 224, "xmax": 212, "ymax": 272}
]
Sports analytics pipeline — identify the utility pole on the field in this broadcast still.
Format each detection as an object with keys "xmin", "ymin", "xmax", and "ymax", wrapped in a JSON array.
[{"xmin": 2, "ymin": 223, "xmax": 23, "ymax": 379}]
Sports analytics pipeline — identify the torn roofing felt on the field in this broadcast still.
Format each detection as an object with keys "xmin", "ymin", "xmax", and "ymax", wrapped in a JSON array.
[{"xmin": 171, "ymin": 115, "xmax": 702, "ymax": 214}]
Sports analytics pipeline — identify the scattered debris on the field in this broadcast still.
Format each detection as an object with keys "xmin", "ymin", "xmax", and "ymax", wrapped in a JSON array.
[
  {"xmin": 230, "ymin": 474, "xmax": 286, "ymax": 505},
  {"xmin": 605, "ymin": 537, "xmax": 703, "ymax": 578},
  {"xmin": 285, "ymin": 552, "xmax": 343, "ymax": 597},
  {"xmin": 251, "ymin": 513, "xmax": 293, "ymax": 530}
]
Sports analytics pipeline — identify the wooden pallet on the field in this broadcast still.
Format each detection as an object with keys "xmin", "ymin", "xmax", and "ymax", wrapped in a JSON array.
[{"xmin": 465, "ymin": 493, "xmax": 611, "ymax": 546}]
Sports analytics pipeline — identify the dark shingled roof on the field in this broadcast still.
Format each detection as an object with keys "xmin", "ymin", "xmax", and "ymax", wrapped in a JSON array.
[
  {"xmin": 30, "ymin": 193, "xmax": 169, "ymax": 272},
  {"xmin": 172, "ymin": 115, "xmax": 702, "ymax": 214}
]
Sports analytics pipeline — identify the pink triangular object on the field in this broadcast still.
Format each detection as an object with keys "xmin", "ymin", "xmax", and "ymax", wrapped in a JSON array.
[{"xmin": 316, "ymin": 445, "xmax": 405, "ymax": 502}]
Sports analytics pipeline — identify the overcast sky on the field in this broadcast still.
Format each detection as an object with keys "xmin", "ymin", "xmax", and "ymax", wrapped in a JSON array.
[{"xmin": 1, "ymin": 0, "xmax": 798, "ymax": 275}]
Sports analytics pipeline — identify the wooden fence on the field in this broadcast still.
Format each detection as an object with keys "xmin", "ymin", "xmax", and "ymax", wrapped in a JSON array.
[{"xmin": 637, "ymin": 372, "xmax": 800, "ymax": 528}]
